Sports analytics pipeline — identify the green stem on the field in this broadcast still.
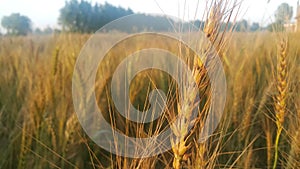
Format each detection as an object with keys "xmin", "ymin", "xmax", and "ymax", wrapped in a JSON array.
[{"xmin": 272, "ymin": 126, "xmax": 282, "ymax": 169}]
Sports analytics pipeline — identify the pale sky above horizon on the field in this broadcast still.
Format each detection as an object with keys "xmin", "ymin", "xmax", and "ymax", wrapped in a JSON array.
[{"xmin": 0, "ymin": 0, "xmax": 298, "ymax": 31}]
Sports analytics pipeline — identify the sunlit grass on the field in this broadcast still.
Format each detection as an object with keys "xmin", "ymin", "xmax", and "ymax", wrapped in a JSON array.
[{"xmin": 0, "ymin": 30, "xmax": 300, "ymax": 168}]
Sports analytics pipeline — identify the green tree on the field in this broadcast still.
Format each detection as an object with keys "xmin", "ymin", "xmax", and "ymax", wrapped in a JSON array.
[
  {"xmin": 267, "ymin": 22, "xmax": 285, "ymax": 32},
  {"xmin": 34, "ymin": 28, "xmax": 42, "ymax": 35},
  {"xmin": 1, "ymin": 13, "xmax": 32, "ymax": 36},
  {"xmin": 235, "ymin": 19, "xmax": 249, "ymax": 32},
  {"xmin": 250, "ymin": 22, "xmax": 260, "ymax": 31},
  {"xmin": 275, "ymin": 3, "xmax": 293, "ymax": 24},
  {"xmin": 58, "ymin": 0, "xmax": 133, "ymax": 33},
  {"xmin": 58, "ymin": 0, "xmax": 81, "ymax": 32},
  {"xmin": 43, "ymin": 27, "xmax": 53, "ymax": 34}
]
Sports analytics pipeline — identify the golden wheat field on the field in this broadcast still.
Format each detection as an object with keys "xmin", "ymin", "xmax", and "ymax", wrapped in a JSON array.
[{"xmin": 0, "ymin": 31, "xmax": 299, "ymax": 169}]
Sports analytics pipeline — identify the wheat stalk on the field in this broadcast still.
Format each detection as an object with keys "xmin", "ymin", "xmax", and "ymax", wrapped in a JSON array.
[
  {"xmin": 45, "ymin": 116, "xmax": 57, "ymax": 151},
  {"xmin": 170, "ymin": 1, "xmax": 239, "ymax": 168},
  {"xmin": 194, "ymin": 142, "xmax": 207, "ymax": 169},
  {"xmin": 17, "ymin": 122, "xmax": 27, "ymax": 169},
  {"xmin": 171, "ymin": 54, "xmax": 205, "ymax": 169},
  {"xmin": 64, "ymin": 112, "xmax": 78, "ymax": 153},
  {"xmin": 273, "ymin": 36, "xmax": 288, "ymax": 169},
  {"xmin": 52, "ymin": 47, "xmax": 60, "ymax": 76},
  {"xmin": 240, "ymin": 97, "xmax": 254, "ymax": 141},
  {"xmin": 204, "ymin": 2, "xmax": 222, "ymax": 43}
]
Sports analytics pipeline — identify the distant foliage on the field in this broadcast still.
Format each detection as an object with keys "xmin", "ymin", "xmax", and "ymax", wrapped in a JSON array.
[
  {"xmin": 250, "ymin": 22, "xmax": 260, "ymax": 31},
  {"xmin": 267, "ymin": 23, "xmax": 285, "ymax": 32},
  {"xmin": 57, "ymin": 0, "xmax": 264, "ymax": 33},
  {"xmin": 1, "ymin": 13, "xmax": 32, "ymax": 36},
  {"xmin": 274, "ymin": 3, "xmax": 293, "ymax": 24},
  {"xmin": 34, "ymin": 26, "xmax": 60, "ymax": 35},
  {"xmin": 265, "ymin": 3, "xmax": 293, "ymax": 32},
  {"xmin": 235, "ymin": 20, "xmax": 249, "ymax": 32},
  {"xmin": 58, "ymin": 0, "xmax": 133, "ymax": 33}
]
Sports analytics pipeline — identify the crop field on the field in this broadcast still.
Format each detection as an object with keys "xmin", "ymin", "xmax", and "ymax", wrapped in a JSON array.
[{"xmin": 0, "ymin": 30, "xmax": 299, "ymax": 169}]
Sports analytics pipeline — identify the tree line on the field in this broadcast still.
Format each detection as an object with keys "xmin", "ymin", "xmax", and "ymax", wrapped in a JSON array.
[{"xmin": 0, "ymin": 1, "xmax": 295, "ymax": 36}]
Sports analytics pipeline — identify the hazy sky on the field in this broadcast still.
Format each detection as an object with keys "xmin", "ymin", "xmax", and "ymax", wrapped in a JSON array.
[{"xmin": 0, "ymin": 0, "xmax": 298, "ymax": 30}]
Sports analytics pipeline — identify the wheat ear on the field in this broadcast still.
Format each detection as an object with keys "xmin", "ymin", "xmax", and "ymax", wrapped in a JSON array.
[
  {"xmin": 273, "ymin": 37, "xmax": 288, "ymax": 169},
  {"xmin": 171, "ymin": 55, "xmax": 204, "ymax": 169}
]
